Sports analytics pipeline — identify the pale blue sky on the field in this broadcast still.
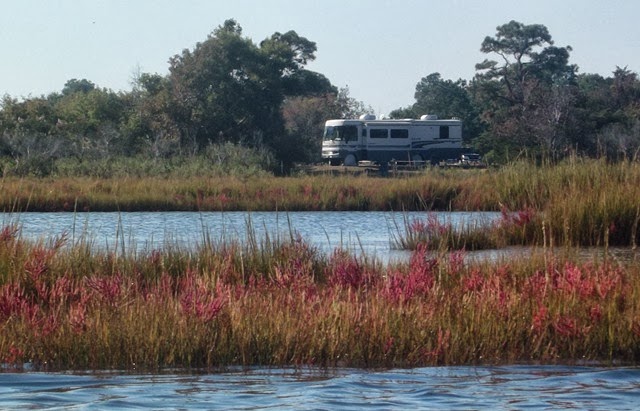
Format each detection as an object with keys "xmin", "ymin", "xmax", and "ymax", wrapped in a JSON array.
[{"xmin": 1, "ymin": 0, "xmax": 638, "ymax": 115}]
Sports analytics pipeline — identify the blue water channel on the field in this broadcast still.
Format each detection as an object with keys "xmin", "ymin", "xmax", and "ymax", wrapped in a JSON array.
[
  {"xmin": 1, "ymin": 365, "xmax": 639, "ymax": 410},
  {"xmin": 2, "ymin": 211, "xmax": 501, "ymax": 263}
]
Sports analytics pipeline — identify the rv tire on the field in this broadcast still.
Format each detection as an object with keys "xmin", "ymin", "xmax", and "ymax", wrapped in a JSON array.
[{"xmin": 343, "ymin": 154, "xmax": 357, "ymax": 167}]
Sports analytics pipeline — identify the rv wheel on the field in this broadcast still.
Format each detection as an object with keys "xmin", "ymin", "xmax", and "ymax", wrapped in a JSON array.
[
  {"xmin": 343, "ymin": 154, "xmax": 357, "ymax": 166},
  {"xmin": 412, "ymin": 154, "xmax": 423, "ymax": 165}
]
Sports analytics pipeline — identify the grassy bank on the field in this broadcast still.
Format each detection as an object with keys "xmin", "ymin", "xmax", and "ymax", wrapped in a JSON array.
[
  {"xmin": 2, "ymin": 157, "xmax": 639, "ymax": 214},
  {"xmin": 393, "ymin": 158, "xmax": 640, "ymax": 249},
  {"xmin": 1, "ymin": 224, "xmax": 639, "ymax": 371},
  {"xmin": 0, "ymin": 172, "xmax": 475, "ymax": 212}
]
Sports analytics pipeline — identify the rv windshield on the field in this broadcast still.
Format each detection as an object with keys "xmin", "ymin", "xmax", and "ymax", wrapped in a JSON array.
[{"xmin": 323, "ymin": 125, "xmax": 358, "ymax": 142}]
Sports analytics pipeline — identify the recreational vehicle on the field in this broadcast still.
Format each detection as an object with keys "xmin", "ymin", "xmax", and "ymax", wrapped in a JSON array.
[{"xmin": 321, "ymin": 114, "xmax": 464, "ymax": 166}]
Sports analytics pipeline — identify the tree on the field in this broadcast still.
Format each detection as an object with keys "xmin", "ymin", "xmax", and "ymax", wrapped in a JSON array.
[
  {"xmin": 611, "ymin": 66, "xmax": 640, "ymax": 123},
  {"xmin": 280, "ymin": 69, "xmax": 335, "ymax": 97},
  {"xmin": 589, "ymin": 67, "xmax": 640, "ymax": 159},
  {"xmin": 126, "ymin": 72, "xmax": 182, "ymax": 157},
  {"xmin": 166, "ymin": 19, "xmax": 324, "ymax": 157},
  {"xmin": 52, "ymin": 84, "xmax": 129, "ymax": 161},
  {"xmin": 62, "ymin": 78, "xmax": 96, "ymax": 96},
  {"xmin": 473, "ymin": 20, "xmax": 577, "ymax": 161},
  {"xmin": 0, "ymin": 94, "xmax": 57, "ymax": 136},
  {"xmin": 568, "ymin": 68, "xmax": 640, "ymax": 158},
  {"xmin": 391, "ymin": 73, "xmax": 482, "ymax": 144},
  {"xmin": 280, "ymin": 87, "xmax": 369, "ymax": 165}
]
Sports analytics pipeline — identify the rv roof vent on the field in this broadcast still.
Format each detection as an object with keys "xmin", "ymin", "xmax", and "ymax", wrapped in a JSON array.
[
  {"xmin": 420, "ymin": 114, "xmax": 438, "ymax": 120},
  {"xmin": 359, "ymin": 114, "xmax": 376, "ymax": 120}
]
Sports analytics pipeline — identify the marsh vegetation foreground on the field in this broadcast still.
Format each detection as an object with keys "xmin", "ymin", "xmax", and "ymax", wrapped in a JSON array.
[{"xmin": 1, "ymin": 209, "xmax": 640, "ymax": 371}]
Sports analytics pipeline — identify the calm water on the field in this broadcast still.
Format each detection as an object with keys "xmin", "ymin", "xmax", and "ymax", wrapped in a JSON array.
[
  {"xmin": 5, "ymin": 210, "xmax": 637, "ymax": 264},
  {"xmin": 2, "ymin": 211, "xmax": 501, "ymax": 263},
  {"xmin": 1, "ymin": 366, "xmax": 639, "ymax": 410}
]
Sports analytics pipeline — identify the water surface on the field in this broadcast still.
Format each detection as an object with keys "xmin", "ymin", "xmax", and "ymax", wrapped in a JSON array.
[
  {"xmin": 1, "ymin": 366, "xmax": 639, "ymax": 410},
  {"xmin": 3, "ymin": 211, "xmax": 500, "ymax": 263}
]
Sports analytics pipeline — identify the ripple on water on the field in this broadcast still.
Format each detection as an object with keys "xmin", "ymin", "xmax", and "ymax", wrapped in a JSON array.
[{"xmin": 1, "ymin": 366, "xmax": 640, "ymax": 410}]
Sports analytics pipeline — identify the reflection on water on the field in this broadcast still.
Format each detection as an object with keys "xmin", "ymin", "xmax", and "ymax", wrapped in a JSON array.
[
  {"xmin": 2, "ymin": 211, "xmax": 499, "ymax": 263},
  {"xmin": 465, "ymin": 245, "xmax": 639, "ymax": 265},
  {"xmin": 0, "ymin": 366, "xmax": 639, "ymax": 410},
  {"xmin": 2, "ymin": 211, "xmax": 638, "ymax": 264}
]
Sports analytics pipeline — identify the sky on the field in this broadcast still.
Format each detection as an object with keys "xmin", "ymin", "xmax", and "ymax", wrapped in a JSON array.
[{"xmin": 1, "ymin": 0, "xmax": 639, "ymax": 115}]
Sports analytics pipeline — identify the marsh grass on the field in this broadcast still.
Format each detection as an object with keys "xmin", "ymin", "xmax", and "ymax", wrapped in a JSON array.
[
  {"xmin": 0, "ymin": 171, "xmax": 480, "ymax": 212},
  {"xmin": 393, "ymin": 207, "xmax": 543, "ymax": 251},
  {"xmin": 2, "ymin": 157, "xmax": 640, "ymax": 370},
  {"xmin": 393, "ymin": 158, "xmax": 640, "ymax": 249},
  {"xmin": 1, "ymin": 221, "xmax": 640, "ymax": 371}
]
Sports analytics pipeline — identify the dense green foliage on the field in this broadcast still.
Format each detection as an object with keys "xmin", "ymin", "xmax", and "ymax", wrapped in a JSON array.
[
  {"xmin": 0, "ymin": 19, "xmax": 364, "ymax": 176},
  {"xmin": 391, "ymin": 21, "xmax": 640, "ymax": 164},
  {"xmin": 1, "ymin": 19, "xmax": 639, "ymax": 176}
]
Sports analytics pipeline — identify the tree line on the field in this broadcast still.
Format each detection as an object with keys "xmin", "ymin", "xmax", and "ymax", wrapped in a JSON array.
[
  {"xmin": 392, "ymin": 21, "xmax": 640, "ymax": 164},
  {"xmin": 1, "ymin": 19, "xmax": 638, "ymax": 177}
]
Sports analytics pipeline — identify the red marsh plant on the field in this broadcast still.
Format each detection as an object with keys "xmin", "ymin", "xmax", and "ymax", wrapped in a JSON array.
[
  {"xmin": 394, "ymin": 207, "xmax": 542, "ymax": 251},
  {"xmin": 1, "ymin": 223, "xmax": 640, "ymax": 370}
]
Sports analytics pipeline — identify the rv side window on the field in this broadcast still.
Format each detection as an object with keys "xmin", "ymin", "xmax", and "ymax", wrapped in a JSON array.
[
  {"xmin": 439, "ymin": 126, "xmax": 450, "ymax": 139},
  {"xmin": 390, "ymin": 129, "xmax": 409, "ymax": 139},
  {"xmin": 370, "ymin": 129, "xmax": 388, "ymax": 139}
]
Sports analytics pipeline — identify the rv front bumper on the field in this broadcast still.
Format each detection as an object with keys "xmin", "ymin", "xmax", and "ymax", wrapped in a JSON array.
[{"xmin": 321, "ymin": 150, "xmax": 339, "ymax": 159}]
